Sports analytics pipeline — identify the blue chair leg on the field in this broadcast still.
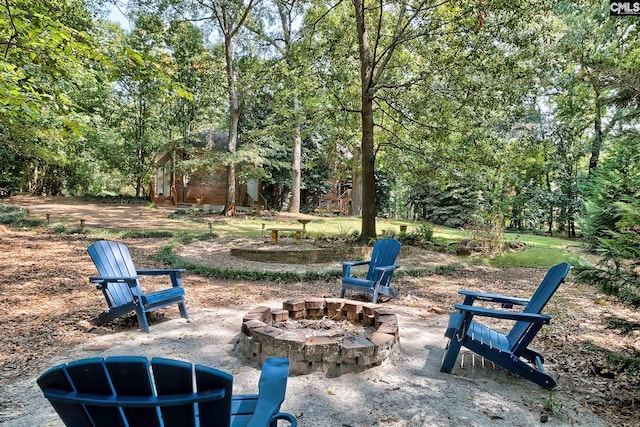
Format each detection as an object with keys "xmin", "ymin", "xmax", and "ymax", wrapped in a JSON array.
[
  {"xmin": 440, "ymin": 337, "xmax": 463, "ymax": 373},
  {"xmin": 178, "ymin": 302, "xmax": 189, "ymax": 319},
  {"xmin": 134, "ymin": 307, "xmax": 151, "ymax": 333}
]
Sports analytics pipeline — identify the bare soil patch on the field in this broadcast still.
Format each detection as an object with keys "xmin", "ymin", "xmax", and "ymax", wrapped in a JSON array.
[{"xmin": 0, "ymin": 197, "xmax": 639, "ymax": 426}]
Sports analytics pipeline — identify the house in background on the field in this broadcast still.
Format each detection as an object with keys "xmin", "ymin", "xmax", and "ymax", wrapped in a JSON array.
[
  {"xmin": 317, "ymin": 178, "xmax": 352, "ymax": 215},
  {"xmin": 151, "ymin": 129, "xmax": 266, "ymax": 209}
]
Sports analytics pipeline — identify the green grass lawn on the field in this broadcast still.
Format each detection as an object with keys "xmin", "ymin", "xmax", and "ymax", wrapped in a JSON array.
[
  {"xmin": 3, "ymin": 196, "xmax": 587, "ymax": 269},
  {"xmin": 202, "ymin": 215, "xmax": 588, "ymax": 268}
]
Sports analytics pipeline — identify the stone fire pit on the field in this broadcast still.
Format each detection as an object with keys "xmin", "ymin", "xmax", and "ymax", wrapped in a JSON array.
[{"xmin": 236, "ymin": 298, "xmax": 400, "ymax": 375}]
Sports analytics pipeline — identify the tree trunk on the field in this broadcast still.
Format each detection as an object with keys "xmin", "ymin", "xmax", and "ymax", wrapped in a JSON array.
[
  {"xmin": 224, "ymin": 31, "xmax": 238, "ymax": 211},
  {"xmin": 589, "ymin": 86, "xmax": 603, "ymax": 176},
  {"xmin": 289, "ymin": 95, "xmax": 302, "ymax": 214},
  {"xmin": 360, "ymin": 96, "xmax": 376, "ymax": 237},
  {"xmin": 354, "ymin": 0, "xmax": 377, "ymax": 242},
  {"xmin": 351, "ymin": 145, "xmax": 362, "ymax": 216}
]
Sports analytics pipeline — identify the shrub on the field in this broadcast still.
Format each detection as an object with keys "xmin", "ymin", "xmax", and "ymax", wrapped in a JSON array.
[
  {"xmin": 398, "ymin": 223, "xmax": 434, "ymax": 247},
  {"xmin": 0, "ymin": 203, "xmax": 43, "ymax": 227}
]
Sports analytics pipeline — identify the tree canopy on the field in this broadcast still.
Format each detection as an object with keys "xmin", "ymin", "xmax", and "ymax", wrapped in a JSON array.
[{"xmin": 1, "ymin": 1, "xmax": 638, "ymax": 258}]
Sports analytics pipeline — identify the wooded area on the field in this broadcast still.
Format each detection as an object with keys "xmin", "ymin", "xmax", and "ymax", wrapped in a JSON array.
[{"xmin": 1, "ymin": 1, "xmax": 639, "ymax": 299}]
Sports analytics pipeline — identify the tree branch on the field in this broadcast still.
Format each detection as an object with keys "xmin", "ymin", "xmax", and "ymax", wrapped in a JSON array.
[
  {"xmin": 3, "ymin": 0, "xmax": 19, "ymax": 58},
  {"xmin": 229, "ymin": 0, "xmax": 259, "ymax": 38}
]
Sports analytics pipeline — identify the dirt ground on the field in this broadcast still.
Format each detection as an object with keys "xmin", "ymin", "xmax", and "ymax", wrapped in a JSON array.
[{"xmin": 1, "ymin": 196, "xmax": 639, "ymax": 426}]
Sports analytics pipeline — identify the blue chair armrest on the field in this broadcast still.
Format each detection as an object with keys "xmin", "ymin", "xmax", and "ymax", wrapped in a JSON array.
[
  {"xmin": 342, "ymin": 260, "xmax": 371, "ymax": 267},
  {"xmin": 246, "ymin": 358, "xmax": 293, "ymax": 427},
  {"xmin": 136, "ymin": 269, "xmax": 185, "ymax": 288},
  {"xmin": 272, "ymin": 412, "xmax": 297, "ymax": 426},
  {"xmin": 453, "ymin": 304, "xmax": 552, "ymax": 323},
  {"xmin": 136, "ymin": 269, "xmax": 186, "ymax": 276},
  {"xmin": 372, "ymin": 264, "xmax": 401, "ymax": 283},
  {"xmin": 342, "ymin": 260, "xmax": 371, "ymax": 277},
  {"xmin": 458, "ymin": 290, "xmax": 530, "ymax": 307},
  {"xmin": 89, "ymin": 275, "xmax": 139, "ymax": 283},
  {"xmin": 89, "ymin": 276, "xmax": 139, "ymax": 290},
  {"xmin": 373, "ymin": 264, "xmax": 400, "ymax": 273}
]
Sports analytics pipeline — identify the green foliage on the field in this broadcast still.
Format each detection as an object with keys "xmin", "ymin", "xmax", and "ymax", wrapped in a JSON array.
[
  {"xmin": 0, "ymin": 204, "xmax": 42, "ymax": 227},
  {"xmin": 574, "ymin": 263, "xmax": 640, "ymax": 308},
  {"xmin": 542, "ymin": 391, "xmax": 559, "ymax": 416},
  {"xmin": 398, "ymin": 223, "xmax": 434, "ymax": 247},
  {"xmin": 153, "ymin": 243, "xmax": 343, "ymax": 282},
  {"xmin": 409, "ymin": 183, "xmax": 482, "ymax": 229},
  {"xmin": 48, "ymin": 223, "xmax": 88, "ymax": 234},
  {"xmin": 0, "ymin": 0, "xmax": 108, "ymax": 196},
  {"xmin": 154, "ymin": 240, "xmax": 460, "ymax": 282},
  {"xmin": 79, "ymin": 195, "xmax": 149, "ymax": 205},
  {"xmin": 604, "ymin": 351, "xmax": 640, "ymax": 376},
  {"xmin": 120, "ymin": 230, "xmax": 174, "ymax": 239},
  {"xmin": 399, "ymin": 263, "xmax": 461, "ymax": 278},
  {"xmin": 167, "ymin": 207, "xmax": 222, "ymax": 218},
  {"xmin": 605, "ymin": 316, "xmax": 640, "ymax": 335},
  {"xmin": 586, "ymin": 343, "xmax": 640, "ymax": 377},
  {"xmin": 0, "ymin": 0, "xmax": 637, "ymax": 266},
  {"xmin": 577, "ymin": 138, "xmax": 640, "ymax": 307}
]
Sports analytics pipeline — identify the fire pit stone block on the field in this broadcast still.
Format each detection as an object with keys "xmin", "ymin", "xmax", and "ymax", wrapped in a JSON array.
[
  {"xmin": 283, "ymin": 299, "xmax": 306, "ymax": 311},
  {"xmin": 341, "ymin": 336, "xmax": 375, "ymax": 359},
  {"xmin": 305, "ymin": 336, "xmax": 339, "ymax": 362},
  {"xmin": 271, "ymin": 309, "xmax": 289, "ymax": 322},
  {"xmin": 241, "ymin": 319, "xmax": 267, "ymax": 335},
  {"xmin": 243, "ymin": 306, "xmax": 272, "ymax": 324}
]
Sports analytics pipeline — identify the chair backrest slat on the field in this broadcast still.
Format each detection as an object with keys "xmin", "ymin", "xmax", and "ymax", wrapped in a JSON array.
[
  {"xmin": 36, "ymin": 363, "xmax": 94, "ymax": 426},
  {"xmin": 149, "ymin": 358, "xmax": 199, "ymax": 427},
  {"xmin": 193, "ymin": 363, "xmax": 234, "ymax": 426},
  {"xmin": 366, "ymin": 238, "xmax": 402, "ymax": 286},
  {"xmin": 105, "ymin": 357, "xmax": 161, "ymax": 426},
  {"xmin": 507, "ymin": 262, "xmax": 570, "ymax": 352},
  {"xmin": 88, "ymin": 240, "xmax": 142, "ymax": 306},
  {"xmin": 65, "ymin": 358, "xmax": 130, "ymax": 426}
]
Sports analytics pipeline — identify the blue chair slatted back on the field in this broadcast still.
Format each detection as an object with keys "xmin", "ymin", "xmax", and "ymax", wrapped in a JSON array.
[
  {"xmin": 37, "ymin": 357, "xmax": 233, "ymax": 427},
  {"xmin": 88, "ymin": 240, "xmax": 141, "ymax": 307},
  {"xmin": 366, "ymin": 238, "xmax": 402, "ymax": 285},
  {"xmin": 507, "ymin": 262, "xmax": 570, "ymax": 352}
]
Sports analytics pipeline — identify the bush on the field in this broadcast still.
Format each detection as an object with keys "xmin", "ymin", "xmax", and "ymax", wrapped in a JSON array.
[
  {"xmin": 0, "ymin": 203, "xmax": 43, "ymax": 227},
  {"xmin": 462, "ymin": 214, "xmax": 506, "ymax": 256},
  {"xmin": 398, "ymin": 223, "xmax": 434, "ymax": 247}
]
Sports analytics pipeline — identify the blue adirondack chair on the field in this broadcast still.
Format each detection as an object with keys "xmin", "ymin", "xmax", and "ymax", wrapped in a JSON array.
[
  {"xmin": 87, "ymin": 240, "xmax": 189, "ymax": 333},
  {"xmin": 340, "ymin": 238, "xmax": 402, "ymax": 304},
  {"xmin": 440, "ymin": 262, "xmax": 570, "ymax": 389},
  {"xmin": 37, "ymin": 356, "xmax": 297, "ymax": 427}
]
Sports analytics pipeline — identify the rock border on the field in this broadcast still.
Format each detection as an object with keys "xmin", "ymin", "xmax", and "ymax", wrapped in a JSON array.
[{"xmin": 236, "ymin": 298, "xmax": 400, "ymax": 375}]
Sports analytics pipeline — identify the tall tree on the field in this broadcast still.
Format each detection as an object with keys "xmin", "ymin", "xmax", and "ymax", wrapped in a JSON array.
[
  {"xmin": 196, "ymin": 0, "xmax": 260, "ymax": 213},
  {"xmin": 108, "ymin": 12, "xmax": 172, "ymax": 196},
  {"xmin": 350, "ymin": 0, "xmax": 477, "ymax": 240},
  {"xmin": 246, "ymin": 0, "xmax": 307, "ymax": 213}
]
